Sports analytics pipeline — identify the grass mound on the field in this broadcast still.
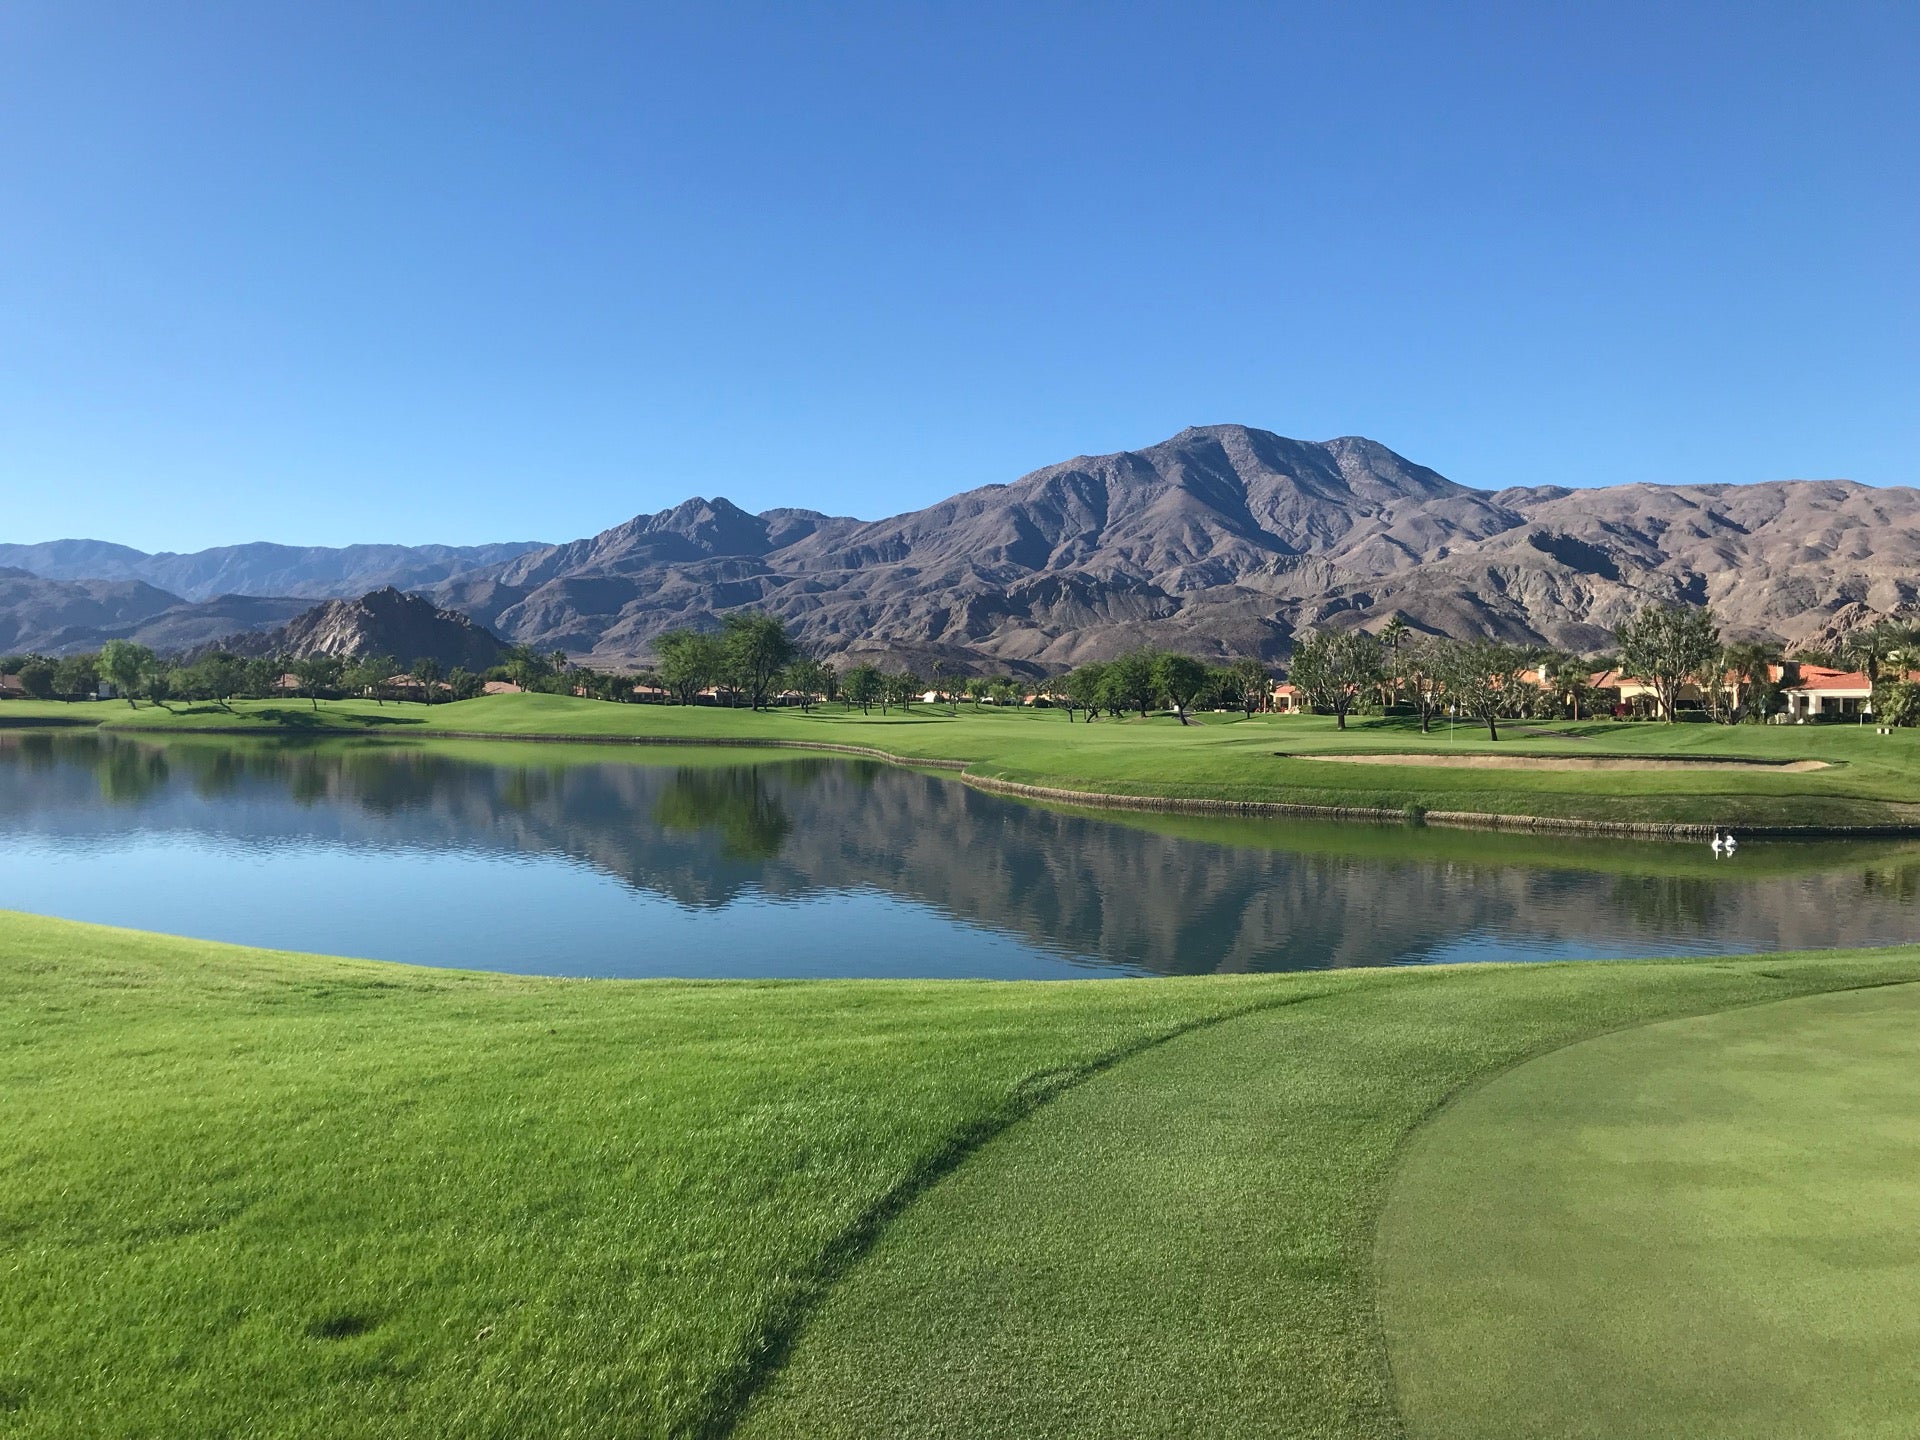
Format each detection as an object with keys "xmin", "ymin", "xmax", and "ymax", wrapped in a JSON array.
[{"xmin": 1378, "ymin": 982, "xmax": 1920, "ymax": 1439}]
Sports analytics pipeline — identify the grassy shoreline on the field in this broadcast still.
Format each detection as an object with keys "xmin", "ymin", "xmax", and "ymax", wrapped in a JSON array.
[
  {"xmin": 6, "ymin": 911, "xmax": 1919, "ymax": 1437},
  {"xmin": 7, "ymin": 691, "xmax": 1915, "ymax": 831}
]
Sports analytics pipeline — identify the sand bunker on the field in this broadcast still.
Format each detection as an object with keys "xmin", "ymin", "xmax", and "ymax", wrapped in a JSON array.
[{"xmin": 1284, "ymin": 753, "xmax": 1832, "ymax": 773}]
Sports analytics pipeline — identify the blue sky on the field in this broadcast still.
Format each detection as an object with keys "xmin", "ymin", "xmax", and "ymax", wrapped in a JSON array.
[{"xmin": 2, "ymin": 2, "xmax": 1914, "ymax": 551}]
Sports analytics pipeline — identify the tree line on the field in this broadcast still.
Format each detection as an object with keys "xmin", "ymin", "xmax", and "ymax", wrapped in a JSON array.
[
  {"xmin": 1284, "ymin": 607, "xmax": 1920, "ymax": 736},
  {"xmin": 0, "ymin": 640, "xmax": 582, "ymax": 711},
  {"xmin": 8, "ymin": 603, "xmax": 1916, "ymax": 729}
]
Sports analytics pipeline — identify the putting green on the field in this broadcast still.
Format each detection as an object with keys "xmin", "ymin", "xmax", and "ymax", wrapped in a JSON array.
[{"xmin": 1377, "ymin": 982, "xmax": 1920, "ymax": 1439}]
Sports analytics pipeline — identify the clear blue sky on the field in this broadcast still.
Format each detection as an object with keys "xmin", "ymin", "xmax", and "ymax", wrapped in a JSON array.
[{"xmin": 2, "ymin": 2, "xmax": 1914, "ymax": 551}]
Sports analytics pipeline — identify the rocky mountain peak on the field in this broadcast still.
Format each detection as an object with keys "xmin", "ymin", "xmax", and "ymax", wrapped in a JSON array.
[{"xmin": 207, "ymin": 587, "xmax": 509, "ymax": 668}]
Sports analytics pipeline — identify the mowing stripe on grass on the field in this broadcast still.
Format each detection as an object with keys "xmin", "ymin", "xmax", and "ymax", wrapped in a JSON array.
[
  {"xmin": 731, "ymin": 960, "xmax": 1920, "ymax": 1439},
  {"xmin": 1377, "ymin": 982, "xmax": 1920, "ymax": 1440}
]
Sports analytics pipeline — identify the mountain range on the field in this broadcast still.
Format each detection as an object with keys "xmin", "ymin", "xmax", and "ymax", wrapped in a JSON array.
[
  {"xmin": 6, "ymin": 426, "xmax": 1917, "ymax": 667},
  {"xmin": 0, "ymin": 538, "xmax": 544, "ymax": 602}
]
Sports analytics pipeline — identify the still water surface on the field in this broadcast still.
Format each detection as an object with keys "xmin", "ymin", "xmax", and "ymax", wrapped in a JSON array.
[{"xmin": 2, "ymin": 731, "xmax": 1916, "ymax": 978}]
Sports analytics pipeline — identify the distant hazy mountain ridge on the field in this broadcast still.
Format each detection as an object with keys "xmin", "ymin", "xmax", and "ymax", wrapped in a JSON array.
[
  {"xmin": 0, "ymin": 538, "xmax": 545, "ymax": 602},
  {"xmin": 6, "ymin": 426, "xmax": 1917, "ymax": 666}
]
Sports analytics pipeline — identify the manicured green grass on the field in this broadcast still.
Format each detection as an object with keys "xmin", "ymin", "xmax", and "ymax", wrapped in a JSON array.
[
  {"xmin": 0, "ymin": 698, "xmax": 121, "ymax": 726},
  {"xmin": 0, "ymin": 911, "xmax": 1281, "ymax": 1439},
  {"xmin": 734, "ymin": 954, "xmax": 1920, "ymax": 1439},
  {"xmin": 7, "ymin": 910, "xmax": 1920, "ymax": 1437},
  {"xmin": 79, "ymin": 691, "xmax": 1920, "ymax": 828},
  {"xmin": 1378, "ymin": 983, "xmax": 1920, "ymax": 1439}
]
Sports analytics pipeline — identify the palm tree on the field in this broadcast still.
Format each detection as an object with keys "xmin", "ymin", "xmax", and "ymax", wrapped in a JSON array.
[
  {"xmin": 1378, "ymin": 617, "xmax": 1409, "ymax": 709},
  {"xmin": 1721, "ymin": 639, "xmax": 1782, "ymax": 723}
]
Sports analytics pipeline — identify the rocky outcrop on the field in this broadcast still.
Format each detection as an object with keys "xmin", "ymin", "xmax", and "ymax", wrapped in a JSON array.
[{"xmin": 215, "ymin": 587, "xmax": 508, "ymax": 668}]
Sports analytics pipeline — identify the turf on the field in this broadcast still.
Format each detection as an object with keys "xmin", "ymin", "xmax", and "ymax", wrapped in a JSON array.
[
  {"xmin": 10, "ymin": 909, "xmax": 1918, "ymax": 1437},
  {"xmin": 1377, "ymin": 982, "xmax": 1920, "ymax": 1439},
  {"xmin": 731, "ymin": 953, "xmax": 1920, "ymax": 1438},
  {"xmin": 0, "ymin": 912, "xmax": 1281, "ymax": 1439},
  {"xmin": 68, "ymin": 690, "xmax": 1920, "ymax": 828}
]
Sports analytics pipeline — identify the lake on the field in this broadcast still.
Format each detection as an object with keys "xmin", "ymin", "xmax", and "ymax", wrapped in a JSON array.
[{"xmin": 2, "ymin": 730, "xmax": 1916, "ymax": 979}]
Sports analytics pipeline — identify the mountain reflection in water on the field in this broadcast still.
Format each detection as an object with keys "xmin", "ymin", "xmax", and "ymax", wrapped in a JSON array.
[{"xmin": 2, "ymin": 731, "xmax": 1917, "ymax": 979}]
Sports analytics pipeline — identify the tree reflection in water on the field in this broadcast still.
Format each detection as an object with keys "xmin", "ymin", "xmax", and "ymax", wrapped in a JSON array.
[
  {"xmin": 1, "ymin": 731, "xmax": 1918, "ymax": 977},
  {"xmin": 653, "ymin": 767, "xmax": 797, "ymax": 862}
]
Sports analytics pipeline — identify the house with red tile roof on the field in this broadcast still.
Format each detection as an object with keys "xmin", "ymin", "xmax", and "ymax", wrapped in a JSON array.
[{"xmin": 1780, "ymin": 665, "xmax": 1920, "ymax": 721}]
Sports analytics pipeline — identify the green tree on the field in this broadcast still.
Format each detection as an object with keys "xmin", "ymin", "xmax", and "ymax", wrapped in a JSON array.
[
  {"xmin": 98, "ymin": 639, "xmax": 154, "ymax": 707},
  {"xmin": 880, "ymin": 669, "xmax": 922, "ymax": 713},
  {"xmin": 1616, "ymin": 604, "xmax": 1721, "ymax": 722},
  {"xmin": 411, "ymin": 657, "xmax": 444, "ymax": 703},
  {"xmin": 144, "ymin": 661, "xmax": 176, "ymax": 709},
  {"xmin": 1873, "ymin": 677, "xmax": 1920, "ymax": 728},
  {"xmin": 449, "ymin": 667, "xmax": 485, "ymax": 701},
  {"xmin": 1103, "ymin": 650, "xmax": 1159, "ymax": 718},
  {"xmin": 1442, "ymin": 641, "xmax": 1528, "ymax": 741},
  {"xmin": 1714, "ymin": 641, "xmax": 1776, "ymax": 725},
  {"xmin": 1287, "ymin": 629, "xmax": 1385, "ymax": 730},
  {"xmin": 784, "ymin": 657, "xmax": 832, "ymax": 712},
  {"xmin": 198, "ymin": 653, "xmax": 246, "ymax": 711},
  {"xmin": 16, "ymin": 656, "xmax": 55, "ymax": 700},
  {"xmin": 1224, "ymin": 657, "xmax": 1268, "ymax": 717},
  {"xmin": 1536, "ymin": 655, "xmax": 1589, "ymax": 721},
  {"xmin": 53, "ymin": 653, "xmax": 99, "ymax": 702},
  {"xmin": 1844, "ymin": 621, "xmax": 1905, "ymax": 685},
  {"xmin": 1398, "ymin": 636, "xmax": 1452, "ymax": 733},
  {"xmin": 652, "ymin": 630, "xmax": 719, "ymax": 706},
  {"xmin": 345, "ymin": 654, "xmax": 397, "ymax": 704},
  {"xmin": 292, "ymin": 655, "xmax": 343, "ymax": 711},
  {"xmin": 721, "ymin": 612, "xmax": 798, "ymax": 711},
  {"xmin": 242, "ymin": 656, "xmax": 283, "ymax": 699},
  {"xmin": 1061, "ymin": 662, "xmax": 1108, "ymax": 722},
  {"xmin": 1378, "ymin": 616, "xmax": 1410, "ymax": 707},
  {"xmin": 842, "ymin": 662, "xmax": 883, "ymax": 714},
  {"xmin": 1152, "ymin": 652, "xmax": 1209, "ymax": 726}
]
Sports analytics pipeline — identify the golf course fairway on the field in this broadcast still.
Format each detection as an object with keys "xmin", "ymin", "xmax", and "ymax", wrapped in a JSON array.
[
  {"xmin": 732, "ymin": 964, "xmax": 1920, "ymax": 1438},
  {"xmin": 1378, "ymin": 981, "xmax": 1920, "ymax": 1440},
  {"xmin": 5, "ymin": 910, "xmax": 1919, "ymax": 1437}
]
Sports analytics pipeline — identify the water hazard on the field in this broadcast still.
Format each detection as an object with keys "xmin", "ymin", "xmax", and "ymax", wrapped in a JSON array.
[{"xmin": 2, "ymin": 730, "xmax": 1915, "ymax": 978}]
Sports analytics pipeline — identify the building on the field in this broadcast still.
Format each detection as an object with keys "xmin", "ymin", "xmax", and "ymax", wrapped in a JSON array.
[{"xmin": 1778, "ymin": 665, "xmax": 1920, "ymax": 721}]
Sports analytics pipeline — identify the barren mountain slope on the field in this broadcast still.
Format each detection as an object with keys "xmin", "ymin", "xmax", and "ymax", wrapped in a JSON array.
[
  {"xmin": 10, "ymin": 427, "xmax": 1916, "ymax": 668},
  {"xmin": 0, "ymin": 569, "xmax": 190, "ymax": 653},
  {"xmin": 427, "ymin": 426, "xmax": 1920, "ymax": 669}
]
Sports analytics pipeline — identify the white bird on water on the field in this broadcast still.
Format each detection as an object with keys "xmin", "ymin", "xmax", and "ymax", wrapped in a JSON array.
[{"xmin": 1710, "ymin": 832, "xmax": 1725, "ymax": 855}]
